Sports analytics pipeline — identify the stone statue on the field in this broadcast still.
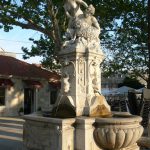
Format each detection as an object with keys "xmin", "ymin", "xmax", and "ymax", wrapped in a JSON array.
[
  {"xmin": 64, "ymin": 4, "xmax": 101, "ymax": 50},
  {"xmin": 62, "ymin": 72, "xmax": 70, "ymax": 93},
  {"xmin": 64, "ymin": 0, "xmax": 88, "ymax": 18},
  {"xmin": 73, "ymin": 5, "xmax": 100, "ymax": 41}
]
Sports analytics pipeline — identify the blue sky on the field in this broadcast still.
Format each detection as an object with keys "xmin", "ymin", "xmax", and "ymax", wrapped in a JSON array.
[{"xmin": 0, "ymin": 26, "xmax": 43, "ymax": 64}]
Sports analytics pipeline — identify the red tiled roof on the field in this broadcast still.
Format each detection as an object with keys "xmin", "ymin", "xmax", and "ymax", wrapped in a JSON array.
[{"xmin": 0, "ymin": 55, "xmax": 61, "ymax": 82}]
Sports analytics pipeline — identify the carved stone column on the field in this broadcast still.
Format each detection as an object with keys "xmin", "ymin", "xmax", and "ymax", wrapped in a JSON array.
[
  {"xmin": 55, "ymin": 47, "xmax": 105, "ymax": 117},
  {"xmin": 75, "ymin": 117, "xmax": 101, "ymax": 150}
]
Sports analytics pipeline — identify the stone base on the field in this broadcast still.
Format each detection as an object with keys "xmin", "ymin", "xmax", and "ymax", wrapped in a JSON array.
[
  {"xmin": 23, "ymin": 114, "xmax": 140, "ymax": 150},
  {"xmin": 23, "ymin": 114, "xmax": 75, "ymax": 150},
  {"xmin": 123, "ymin": 144, "xmax": 139, "ymax": 150},
  {"xmin": 23, "ymin": 115, "xmax": 100, "ymax": 150}
]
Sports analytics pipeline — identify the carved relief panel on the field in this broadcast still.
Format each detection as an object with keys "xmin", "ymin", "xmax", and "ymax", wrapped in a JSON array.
[{"xmin": 77, "ymin": 57, "xmax": 86, "ymax": 94}]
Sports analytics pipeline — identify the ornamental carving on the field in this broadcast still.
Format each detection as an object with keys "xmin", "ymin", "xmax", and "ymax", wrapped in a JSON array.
[{"xmin": 63, "ymin": 2, "xmax": 101, "ymax": 50}]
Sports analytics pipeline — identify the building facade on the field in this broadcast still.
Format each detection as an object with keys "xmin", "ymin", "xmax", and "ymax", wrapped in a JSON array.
[{"xmin": 0, "ymin": 55, "xmax": 60, "ymax": 116}]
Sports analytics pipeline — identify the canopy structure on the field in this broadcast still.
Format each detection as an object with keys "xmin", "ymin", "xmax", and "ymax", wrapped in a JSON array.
[
  {"xmin": 113, "ymin": 86, "xmax": 134, "ymax": 94},
  {"xmin": 101, "ymin": 86, "xmax": 135, "ymax": 95},
  {"xmin": 101, "ymin": 89, "xmax": 118, "ymax": 95}
]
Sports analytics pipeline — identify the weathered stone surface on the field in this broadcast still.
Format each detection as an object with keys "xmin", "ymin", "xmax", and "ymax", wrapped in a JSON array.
[
  {"xmin": 23, "ymin": 114, "xmax": 143, "ymax": 150},
  {"xmin": 53, "ymin": 0, "xmax": 107, "ymax": 117},
  {"xmin": 52, "ymin": 103, "xmax": 76, "ymax": 118},
  {"xmin": 75, "ymin": 117, "xmax": 101, "ymax": 150},
  {"xmin": 94, "ymin": 113, "xmax": 143, "ymax": 150},
  {"xmin": 23, "ymin": 114, "xmax": 75, "ymax": 150},
  {"xmin": 89, "ymin": 95, "xmax": 111, "ymax": 117},
  {"xmin": 23, "ymin": 115, "xmax": 102, "ymax": 150}
]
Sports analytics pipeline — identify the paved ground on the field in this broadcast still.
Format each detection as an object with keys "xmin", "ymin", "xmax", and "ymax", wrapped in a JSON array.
[{"xmin": 0, "ymin": 117, "xmax": 24, "ymax": 150}]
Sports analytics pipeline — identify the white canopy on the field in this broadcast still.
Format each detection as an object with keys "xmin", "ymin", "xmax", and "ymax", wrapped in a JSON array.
[
  {"xmin": 101, "ymin": 86, "xmax": 135, "ymax": 95},
  {"xmin": 113, "ymin": 86, "xmax": 134, "ymax": 94}
]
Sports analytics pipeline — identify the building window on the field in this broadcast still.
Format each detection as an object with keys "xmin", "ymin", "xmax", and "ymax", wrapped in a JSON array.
[
  {"xmin": 0, "ymin": 87, "xmax": 5, "ymax": 106},
  {"xmin": 50, "ymin": 90, "xmax": 57, "ymax": 105}
]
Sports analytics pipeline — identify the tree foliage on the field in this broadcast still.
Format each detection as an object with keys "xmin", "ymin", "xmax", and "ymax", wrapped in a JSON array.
[
  {"xmin": 0, "ymin": 0, "xmax": 128, "ymax": 68},
  {"xmin": 102, "ymin": 0, "xmax": 150, "ymax": 88},
  {"xmin": 0, "ymin": 0, "xmax": 149, "ymax": 87},
  {"xmin": 118, "ymin": 77, "xmax": 145, "ymax": 89},
  {"xmin": 0, "ymin": 0, "xmax": 65, "ymax": 69}
]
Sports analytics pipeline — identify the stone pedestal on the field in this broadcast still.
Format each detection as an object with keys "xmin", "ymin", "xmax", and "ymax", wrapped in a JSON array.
[
  {"xmin": 52, "ymin": 0, "xmax": 110, "ymax": 119},
  {"xmin": 23, "ymin": 114, "xmax": 142, "ymax": 150},
  {"xmin": 124, "ymin": 144, "xmax": 139, "ymax": 150},
  {"xmin": 23, "ymin": 114, "xmax": 75, "ymax": 150},
  {"xmin": 75, "ymin": 117, "xmax": 100, "ymax": 150},
  {"xmin": 23, "ymin": 115, "xmax": 101, "ymax": 150},
  {"xmin": 54, "ymin": 48, "xmax": 106, "ymax": 117}
]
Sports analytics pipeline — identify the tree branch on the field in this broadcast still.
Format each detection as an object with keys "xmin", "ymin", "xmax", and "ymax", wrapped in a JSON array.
[
  {"xmin": 4, "ymin": 9, "xmax": 54, "ymax": 38},
  {"xmin": 47, "ymin": 0, "xmax": 62, "ymax": 52}
]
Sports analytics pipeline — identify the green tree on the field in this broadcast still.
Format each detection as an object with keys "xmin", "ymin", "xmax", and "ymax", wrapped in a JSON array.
[
  {"xmin": 118, "ymin": 77, "xmax": 145, "ymax": 89},
  {"xmin": 0, "ymin": 0, "xmax": 124, "ymax": 68},
  {"xmin": 0, "ymin": 0, "xmax": 150, "ymax": 88},
  {"xmin": 102, "ymin": 0, "xmax": 150, "ymax": 88},
  {"xmin": 0, "ymin": 0, "xmax": 65, "ymax": 69}
]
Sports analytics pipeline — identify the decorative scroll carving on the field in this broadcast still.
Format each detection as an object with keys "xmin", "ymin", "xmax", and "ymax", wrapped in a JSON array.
[{"xmin": 77, "ymin": 57, "xmax": 86, "ymax": 94}]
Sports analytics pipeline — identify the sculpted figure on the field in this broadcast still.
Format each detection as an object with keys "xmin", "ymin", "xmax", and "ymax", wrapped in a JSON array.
[
  {"xmin": 64, "ymin": 0, "xmax": 88, "ymax": 18},
  {"xmin": 62, "ymin": 72, "xmax": 70, "ymax": 93},
  {"xmin": 64, "ymin": 0, "xmax": 88, "ymax": 41},
  {"xmin": 74, "ymin": 4, "xmax": 100, "ymax": 42},
  {"xmin": 65, "ymin": 4, "xmax": 100, "ymax": 45}
]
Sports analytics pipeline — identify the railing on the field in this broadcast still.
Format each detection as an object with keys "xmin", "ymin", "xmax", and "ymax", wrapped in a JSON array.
[
  {"xmin": 104, "ymin": 94, "xmax": 150, "ymax": 128},
  {"xmin": 104, "ymin": 94, "xmax": 128, "ymax": 112}
]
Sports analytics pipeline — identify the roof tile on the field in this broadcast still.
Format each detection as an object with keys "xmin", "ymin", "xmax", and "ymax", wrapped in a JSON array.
[{"xmin": 0, "ymin": 55, "xmax": 60, "ymax": 82}]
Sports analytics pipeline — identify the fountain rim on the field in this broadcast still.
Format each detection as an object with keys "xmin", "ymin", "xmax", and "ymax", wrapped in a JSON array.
[{"xmin": 95, "ymin": 112, "xmax": 142, "ymax": 125}]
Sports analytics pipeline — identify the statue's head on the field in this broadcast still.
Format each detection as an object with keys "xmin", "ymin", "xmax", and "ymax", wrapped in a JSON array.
[{"xmin": 85, "ymin": 4, "xmax": 95, "ymax": 16}]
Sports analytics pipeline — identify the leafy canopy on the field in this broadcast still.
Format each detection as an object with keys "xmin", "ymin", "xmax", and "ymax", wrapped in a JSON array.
[{"xmin": 0, "ymin": 0, "xmax": 149, "ymax": 86}]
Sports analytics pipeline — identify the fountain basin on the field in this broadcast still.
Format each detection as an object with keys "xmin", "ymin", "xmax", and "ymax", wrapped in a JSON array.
[{"xmin": 94, "ymin": 112, "xmax": 143, "ymax": 150}]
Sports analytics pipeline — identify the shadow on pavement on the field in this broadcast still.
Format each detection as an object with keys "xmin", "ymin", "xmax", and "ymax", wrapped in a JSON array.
[{"xmin": 0, "ymin": 117, "xmax": 24, "ymax": 150}]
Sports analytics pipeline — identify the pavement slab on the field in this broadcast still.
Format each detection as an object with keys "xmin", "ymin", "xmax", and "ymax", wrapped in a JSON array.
[{"xmin": 0, "ymin": 117, "xmax": 24, "ymax": 150}]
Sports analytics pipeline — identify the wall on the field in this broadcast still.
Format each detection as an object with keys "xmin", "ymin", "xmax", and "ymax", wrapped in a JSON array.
[
  {"xmin": 0, "ymin": 77, "xmax": 56, "ymax": 116},
  {"xmin": 0, "ymin": 78, "xmax": 24, "ymax": 116},
  {"xmin": 38, "ymin": 80, "xmax": 51, "ymax": 111}
]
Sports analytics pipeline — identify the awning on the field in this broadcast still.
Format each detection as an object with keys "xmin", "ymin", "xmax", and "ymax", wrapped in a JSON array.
[
  {"xmin": 23, "ymin": 80, "xmax": 43, "ymax": 89},
  {"xmin": 0, "ymin": 78, "xmax": 14, "ymax": 87},
  {"xmin": 49, "ymin": 81, "xmax": 61, "ymax": 88},
  {"xmin": 49, "ymin": 78, "xmax": 61, "ymax": 88}
]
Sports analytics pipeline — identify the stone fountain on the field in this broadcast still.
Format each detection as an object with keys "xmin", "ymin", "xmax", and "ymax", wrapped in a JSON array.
[{"xmin": 23, "ymin": 1, "xmax": 143, "ymax": 150}]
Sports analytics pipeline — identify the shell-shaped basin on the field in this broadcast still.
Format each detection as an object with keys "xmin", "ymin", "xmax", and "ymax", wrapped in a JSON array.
[{"xmin": 93, "ymin": 112, "xmax": 143, "ymax": 150}]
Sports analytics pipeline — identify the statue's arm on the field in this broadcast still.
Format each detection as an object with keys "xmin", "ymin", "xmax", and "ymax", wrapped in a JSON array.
[
  {"xmin": 92, "ymin": 17, "xmax": 100, "ymax": 31},
  {"xmin": 76, "ymin": 0, "xmax": 88, "ymax": 8}
]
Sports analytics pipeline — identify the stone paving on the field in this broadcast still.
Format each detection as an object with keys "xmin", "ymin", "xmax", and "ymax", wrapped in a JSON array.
[{"xmin": 0, "ymin": 117, "xmax": 24, "ymax": 150}]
